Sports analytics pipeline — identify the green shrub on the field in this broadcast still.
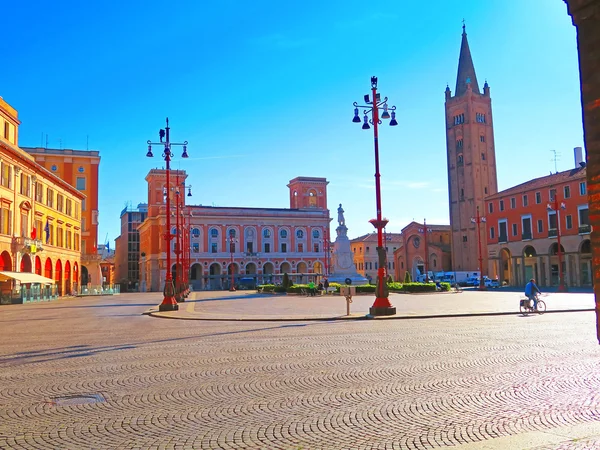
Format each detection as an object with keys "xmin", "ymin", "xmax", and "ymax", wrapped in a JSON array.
[
  {"xmin": 404, "ymin": 271, "xmax": 412, "ymax": 283},
  {"xmin": 401, "ymin": 282, "xmax": 436, "ymax": 293},
  {"xmin": 440, "ymin": 282, "xmax": 451, "ymax": 291},
  {"xmin": 387, "ymin": 282, "xmax": 403, "ymax": 292},
  {"xmin": 274, "ymin": 285, "xmax": 287, "ymax": 293},
  {"xmin": 258, "ymin": 284, "xmax": 275, "ymax": 293}
]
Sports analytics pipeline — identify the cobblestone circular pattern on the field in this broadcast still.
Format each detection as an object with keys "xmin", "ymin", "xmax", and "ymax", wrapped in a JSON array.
[{"xmin": 0, "ymin": 298, "xmax": 599, "ymax": 449}]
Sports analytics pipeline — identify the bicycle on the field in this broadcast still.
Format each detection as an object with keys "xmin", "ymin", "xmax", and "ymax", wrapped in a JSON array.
[{"xmin": 519, "ymin": 293, "xmax": 546, "ymax": 315}]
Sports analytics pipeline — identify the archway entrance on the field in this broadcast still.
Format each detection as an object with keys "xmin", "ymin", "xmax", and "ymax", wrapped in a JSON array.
[
  {"xmin": 0, "ymin": 251, "xmax": 12, "ymax": 271},
  {"xmin": 209, "ymin": 263, "xmax": 221, "ymax": 290},
  {"xmin": 190, "ymin": 263, "xmax": 202, "ymax": 291},
  {"xmin": 550, "ymin": 243, "xmax": 566, "ymax": 287},
  {"xmin": 34, "ymin": 256, "xmax": 42, "ymax": 275},
  {"xmin": 500, "ymin": 248, "xmax": 511, "ymax": 285},
  {"xmin": 20, "ymin": 254, "xmax": 32, "ymax": 273},
  {"xmin": 44, "ymin": 258, "xmax": 53, "ymax": 279},
  {"xmin": 55, "ymin": 260, "xmax": 63, "ymax": 296},
  {"xmin": 64, "ymin": 261, "xmax": 72, "ymax": 295},
  {"xmin": 81, "ymin": 266, "xmax": 89, "ymax": 285},
  {"xmin": 580, "ymin": 240, "xmax": 592, "ymax": 286}
]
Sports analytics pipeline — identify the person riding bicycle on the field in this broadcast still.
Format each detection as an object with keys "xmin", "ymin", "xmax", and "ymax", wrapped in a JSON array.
[{"xmin": 524, "ymin": 278, "xmax": 541, "ymax": 310}]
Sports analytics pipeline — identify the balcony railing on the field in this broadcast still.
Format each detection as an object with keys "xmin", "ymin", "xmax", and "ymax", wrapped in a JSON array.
[
  {"xmin": 548, "ymin": 228, "xmax": 558, "ymax": 238},
  {"xmin": 579, "ymin": 224, "xmax": 591, "ymax": 235},
  {"xmin": 498, "ymin": 234, "xmax": 508, "ymax": 243},
  {"xmin": 522, "ymin": 232, "xmax": 532, "ymax": 241}
]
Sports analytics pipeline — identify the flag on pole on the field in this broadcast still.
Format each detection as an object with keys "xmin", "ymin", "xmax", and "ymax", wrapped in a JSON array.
[
  {"xmin": 44, "ymin": 219, "xmax": 50, "ymax": 244},
  {"xmin": 31, "ymin": 227, "xmax": 36, "ymax": 239}
]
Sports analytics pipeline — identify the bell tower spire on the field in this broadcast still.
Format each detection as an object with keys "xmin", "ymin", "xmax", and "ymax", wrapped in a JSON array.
[
  {"xmin": 455, "ymin": 22, "xmax": 480, "ymax": 97},
  {"xmin": 444, "ymin": 26, "xmax": 498, "ymax": 274}
]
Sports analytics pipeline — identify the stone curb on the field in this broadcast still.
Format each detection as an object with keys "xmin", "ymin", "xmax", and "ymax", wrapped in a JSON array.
[{"xmin": 145, "ymin": 308, "xmax": 595, "ymax": 322}]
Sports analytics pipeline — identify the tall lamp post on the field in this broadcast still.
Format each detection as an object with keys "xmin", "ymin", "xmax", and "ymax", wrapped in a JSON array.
[
  {"xmin": 470, "ymin": 207, "xmax": 487, "ymax": 290},
  {"xmin": 227, "ymin": 230, "xmax": 238, "ymax": 291},
  {"xmin": 418, "ymin": 219, "xmax": 433, "ymax": 282},
  {"xmin": 547, "ymin": 191, "xmax": 567, "ymax": 292},
  {"xmin": 352, "ymin": 76, "xmax": 398, "ymax": 316},
  {"xmin": 177, "ymin": 180, "xmax": 192, "ymax": 298},
  {"xmin": 146, "ymin": 118, "xmax": 189, "ymax": 311}
]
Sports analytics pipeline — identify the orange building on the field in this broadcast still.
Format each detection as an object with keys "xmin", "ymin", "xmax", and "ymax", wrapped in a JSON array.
[
  {"xmin": 393, "ymin": 222, "xmax": 452, "ymax": 281},
  {"xmin": 445, "ymin": 26, "xmax": 498, "ymax": 273},
  {"xmin": 485, "ymin": 151, "xmax": 590, "ymax": 287},
  {"xmin": 22, "ymin": 146, "xmax": 101, "ymax": 286},
  {"xmin": 0, "ymin": 96, "xmax": 84, "ymax": 301},
  {"xmin": 350, "ymin": 232, "xmax": 402, "ymax": 282},
  {"xmin": 136, "ymin": 171, "xmax": 331, "ymax": 291}
]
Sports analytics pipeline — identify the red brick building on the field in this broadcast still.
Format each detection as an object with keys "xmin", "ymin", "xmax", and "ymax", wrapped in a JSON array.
[
  {"xmin": 393, "ymin": 221, "xmax": 452, "ymax": 281},
  {"xmin": 485, "ymin": 153, "xmax": 590, "ymax": 287}
]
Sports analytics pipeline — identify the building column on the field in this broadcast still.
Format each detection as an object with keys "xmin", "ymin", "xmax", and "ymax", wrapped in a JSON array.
[
  {"xmin": 564, "ymin": 0, "xmax": 600, "ymax": 340},
  {"xmin": 573, "ymin": 253, "xmax": 581, "ymax": 287},
  {"xmin": 545, "ymin": 255, "xmax": 552, "ymax": 288}
]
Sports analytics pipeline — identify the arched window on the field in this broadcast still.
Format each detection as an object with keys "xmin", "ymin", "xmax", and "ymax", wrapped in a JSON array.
[
  {"xmin": 312, "ymin": 229, "xmax": 320, "ymax": 239},
  {"xmin": 263, "ymin": 229, "xmax": 271, "ymax": 238},
  {"xmin": 191, "ymin": 228, "xmax": 200, "ymax": 238},
  {"xmin": 280, "ymin": 229, "xmax": 287, "ymax": 239},
  {"xmin": 171, "ymin": 227, "xmax": 178, "ymax": 235},
  {"xmin": 457, "ymin": 154, "xmax": 464, "ymax": 164},
  {"xmin": 229, "ymin": 229, "xmax": 236, "ymax": 238},
  {"xmin": 296, "ymin": 229, "xmax": 304, "ymax": 239},
  {"xmin": 210, "ymin": 228, "xmax": 219, "ymax": 238}
]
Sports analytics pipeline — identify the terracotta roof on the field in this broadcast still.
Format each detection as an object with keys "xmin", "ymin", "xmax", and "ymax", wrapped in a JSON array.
[
  {"xmin": 455, "ymin": 27, "xmax": 480, "ymax": 97},
  {"xmin": 485, "ymin": 166, "xmax": 586, "ymax": 200},
  {"xmin": 401, "ymin": 221, "xmax": 451, "ymax": 232},
  {"xmin": 350, "ymin": 232, "xmax": 403, "ymax": 243}
]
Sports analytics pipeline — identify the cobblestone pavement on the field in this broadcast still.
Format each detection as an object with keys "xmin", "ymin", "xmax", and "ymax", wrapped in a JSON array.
[
  {"xmin": 156, "ymin": 290, "xmax": 595, "ymax": 321},
  {"xmin": 1, "ymin": 293, "xmax": 599, "ymax": 449}
]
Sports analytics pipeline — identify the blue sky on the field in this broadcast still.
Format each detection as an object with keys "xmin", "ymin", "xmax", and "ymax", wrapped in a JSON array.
[{"xmin": 3, "ymin": 1, "xmax": 582, "ymax": 245}]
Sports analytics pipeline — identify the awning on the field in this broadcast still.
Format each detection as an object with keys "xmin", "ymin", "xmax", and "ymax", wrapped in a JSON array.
[{"xmin": 0, "ymin": 271, "xmax": 55, "ymax": 284}]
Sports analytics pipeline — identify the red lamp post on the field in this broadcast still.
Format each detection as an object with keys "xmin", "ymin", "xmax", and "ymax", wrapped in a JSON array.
[
  {"xmin": 227, "ymin": 230, "xmax": 238, "ymax": 291},
  {"xmin": 146, "ymin": 118, "xmax": 189, "ymax": 312},
  {"xmin": 353, "ymin": 76, "xmax": 398, "ymax": 316},
  {"xmin": 548, "ymin": 191, "xmax": 567, "ymax": 292},
  {"xmin": 470, "ymin": 207, "xmax": 487, "ymax": 290},
  {"xmin": 178, "ymin": 182, "xmax": 192, "ymax": 298},
  {"xmin": 418, "ymin": 219, "xmax": 433, "ymax": 282}
]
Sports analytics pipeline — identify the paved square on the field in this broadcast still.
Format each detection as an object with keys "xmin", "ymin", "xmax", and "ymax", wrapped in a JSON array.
[{"xmin": 1, "ymin": 293, "xmax": 599, "ymax": 449}]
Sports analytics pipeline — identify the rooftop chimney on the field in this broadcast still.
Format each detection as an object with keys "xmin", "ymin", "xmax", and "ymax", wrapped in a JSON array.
[{"xmin": 574, "ymin": 147, "xmax": 584, "ymax": 168}]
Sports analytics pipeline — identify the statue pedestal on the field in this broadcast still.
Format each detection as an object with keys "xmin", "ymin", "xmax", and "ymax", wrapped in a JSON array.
[{"xmin": 328, "ymin": 224, "xmax": 368, "ymax": 286}]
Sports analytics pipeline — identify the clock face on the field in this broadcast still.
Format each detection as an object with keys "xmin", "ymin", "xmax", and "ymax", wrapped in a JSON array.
[
  {"xmin": 413, "ymin": 237, "xmax": 421, "ymax": 248},
  {"xmin": 339, "ymin": 254, "xmax": 353, "ymax": 269}
]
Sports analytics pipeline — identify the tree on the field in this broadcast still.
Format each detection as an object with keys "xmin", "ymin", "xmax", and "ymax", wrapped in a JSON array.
[
  {"xmin": 404, "ymin": 271, "xmax": 412, "ymax": 283},
  {"xmin": 282, "ymin": 272, "xmax": 290, "ymax": 289}
]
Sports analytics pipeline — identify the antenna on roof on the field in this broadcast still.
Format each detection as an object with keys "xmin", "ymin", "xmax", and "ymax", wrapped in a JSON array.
[{"xmin": 550, "ymin": 149, "xmax": 560, "ymax": 174}]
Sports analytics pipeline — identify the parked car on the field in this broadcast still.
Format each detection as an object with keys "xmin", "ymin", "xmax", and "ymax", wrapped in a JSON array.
[{"xmin": 474, "ymin": 276, "xmax": 500, "ymax": 288}]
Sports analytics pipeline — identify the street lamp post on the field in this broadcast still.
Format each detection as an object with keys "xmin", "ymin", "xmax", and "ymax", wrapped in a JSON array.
[
  {"xmin": 418, "ymin": 219, "xmax": 433, "ymax": 282},
  {"xmin": 227, "ymin": 230, "xmax": 238, "ymax": 291},
  {"xmin": 177, "ymin": 181, "xmax": 192, "ymax": 298},
  {"xmin": 547, "ymin": 191, "xmax": 567, "ymax": 292},
  {"xmin": 470, "ymin": 207, "xmax": 487, "ymax": 290},
  {"xmin": 146, "ymin": 118, "xmax": 188, "ymax": 311},
  {"xmin": 352, "ymin": 76, "xmax": 398, "ymax": 316}
]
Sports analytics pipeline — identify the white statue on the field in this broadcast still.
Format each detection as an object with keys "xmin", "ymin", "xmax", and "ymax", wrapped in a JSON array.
[{"xmin": 337, "ymin": 204, "xmax": 345, "ymax": 227}]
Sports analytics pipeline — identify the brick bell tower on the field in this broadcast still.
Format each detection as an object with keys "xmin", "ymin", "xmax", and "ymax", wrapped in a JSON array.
[{"xmin": 445, "ymin": 25, "xmax": 498, "ymax": 272}]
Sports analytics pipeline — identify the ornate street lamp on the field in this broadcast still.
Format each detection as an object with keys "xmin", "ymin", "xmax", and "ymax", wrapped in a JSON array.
[
  {"xmin": 352, "ymin": 76, "xmax": 397, "ymax": 316},
  {"xmin": 227, "ymin": 230, "xmax": 239, "ymax": 291},
  {"xmin": 173, "ymin": 172, "xmax": 192, "ymax": 302},
  {"xmin": 146, "ymin": 118, "xmax": 188, "ymax": 312},
  {"xmin": 547, "ymin": 190, "xmax": 567, "ymax": 292},
  {"xmin": 470, "ymin": 208, "xmax": 487, "ymax": 290}
]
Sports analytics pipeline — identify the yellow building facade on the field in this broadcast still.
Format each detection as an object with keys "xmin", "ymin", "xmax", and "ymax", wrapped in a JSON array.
[{"xmin": 0, "ymin": 97, "xmax": 84, "ymax": 301}]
